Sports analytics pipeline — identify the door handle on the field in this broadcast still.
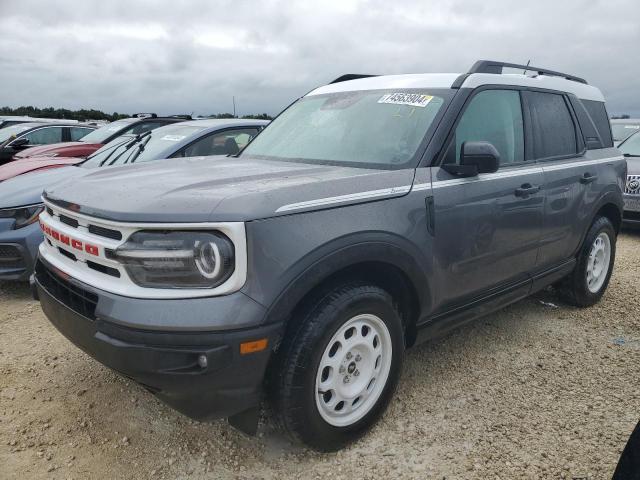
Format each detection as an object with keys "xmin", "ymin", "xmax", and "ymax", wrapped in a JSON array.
[
  {"xmin": 515, "ymin": 183, "xmax": 541, "ymax": 197},
  {"xmin": 580, "ymin": 172, "xmax": 598, "ymax": 184}
]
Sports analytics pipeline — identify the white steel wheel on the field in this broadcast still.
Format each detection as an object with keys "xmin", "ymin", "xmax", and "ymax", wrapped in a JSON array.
[
  {"xmin": 586, "ymin": 232, "xmax": 611, "ymax": 293},
  {"xmin": 315, "ymin": 313, "xmax": 392, "ymax": 427}
]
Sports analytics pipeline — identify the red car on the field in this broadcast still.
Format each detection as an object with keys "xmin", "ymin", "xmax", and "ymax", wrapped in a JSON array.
[
  {"xmin": 14, "ymin": 114, "xmax": 187, "ymax": 161},
  {"xmin": 0, "ymin": 155, "xmax": 81, "ymax": 181}
]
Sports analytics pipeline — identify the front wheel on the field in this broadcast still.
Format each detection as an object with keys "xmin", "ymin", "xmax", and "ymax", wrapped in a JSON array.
[
  {"xmin": 274, "ymin": 283, "xmax": 405, "ymax": 451},
  {"xmin": 558, "ymin": 216, "xmax": 616, "ymax": 307}
]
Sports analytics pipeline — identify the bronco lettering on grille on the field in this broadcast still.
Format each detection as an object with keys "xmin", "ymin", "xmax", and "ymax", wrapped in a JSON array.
[{"xmin": 40, "ymin": 221, "xmax": 100, "ymax": 256}]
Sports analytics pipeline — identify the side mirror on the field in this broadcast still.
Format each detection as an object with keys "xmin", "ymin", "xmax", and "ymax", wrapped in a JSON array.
[
  {"xmin": 10, "ymin": 137, "xmax": 30, "ymax": 148},
  {"xmin": 442, "ymin": 141, "xmax": 500, "ymax": 177}
]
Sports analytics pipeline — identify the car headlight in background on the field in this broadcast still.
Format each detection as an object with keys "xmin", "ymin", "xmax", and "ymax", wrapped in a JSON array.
[
  {"xmin": 108, "ymin": 231, "xmax": 235, "ymax": 288},
  {"xmin": 0, "ymin": 204, "xmax": 45, "ymax": 229}
]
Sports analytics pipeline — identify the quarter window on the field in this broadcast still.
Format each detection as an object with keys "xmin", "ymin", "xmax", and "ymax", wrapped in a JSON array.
[
  {"xmin": 449, "ymin": 90, "xmax": 524, "ymax": 165},
  {"xmin": 22, "ymin": 127, "xmax": 63, "ymax": 145},
  {"xmin": 527, "ymin": 91, "xmax": 578, "ymax": 159},
  {"xmin": 70, "ymin": 127, "xmax": 94, "ymax": 141}
]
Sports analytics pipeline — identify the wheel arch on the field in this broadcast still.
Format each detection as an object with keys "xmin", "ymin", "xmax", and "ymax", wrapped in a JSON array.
[{"xmin": 263, "ymin": 239, "xmax": 431, "ymax": 350}]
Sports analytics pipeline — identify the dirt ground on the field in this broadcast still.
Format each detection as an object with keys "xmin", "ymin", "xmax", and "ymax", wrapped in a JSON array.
[{"xmin": 1, "ymin": 232, "xmax": 639, "ymax": 480}]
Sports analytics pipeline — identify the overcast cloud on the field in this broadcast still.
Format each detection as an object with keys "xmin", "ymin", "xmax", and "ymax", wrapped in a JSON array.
[{"xmin": 0, "ymin": 0, "xmax": 638, "ymax": 117}]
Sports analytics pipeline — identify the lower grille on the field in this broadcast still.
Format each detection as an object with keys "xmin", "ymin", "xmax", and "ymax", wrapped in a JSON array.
[
  {"xmin": 0, "ymin": 244, "xmax": 24, "ymax": 269},
  {"xmin": 35, "ymin": 260, "xmax": 98, "ymax": 320}
]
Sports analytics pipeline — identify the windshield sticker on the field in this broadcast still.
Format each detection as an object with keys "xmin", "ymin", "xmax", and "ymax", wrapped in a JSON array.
[
  {"xmin": 624, "ymin": 125, "xmax": 640, "ymax": 129},
  {"xmin": 378, "ymin": 93, "xmax": 433, "ymax": 108},
  {"xmin": 161, "ymin": 134, "xmax": 187, "ymax": 142}
]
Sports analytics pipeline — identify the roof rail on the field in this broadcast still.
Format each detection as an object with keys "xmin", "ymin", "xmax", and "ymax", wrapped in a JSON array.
[
  {"xmin": 329, "ymin": 74, "xmax": 378, "ymax": 84},
  {"xmin": 468, "ymin": 60, "xmax": 588, "ymax": 85},
  {"xmin": 132, "ymin": 113, "xmax": 158, "ymax": 118},
  {"xmin": 168, "ymin": 114, "xmax": 193, "ymax": 120}
]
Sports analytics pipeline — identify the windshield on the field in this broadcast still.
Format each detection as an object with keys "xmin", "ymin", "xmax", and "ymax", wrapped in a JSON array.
[
  {"xmin": 0, "ymin": 124, "xmax": 34, "ymax": 143},
  {"xmin": 611, "ymin": 123, "xmax": 640, "ymax": 142},
  {"xmin": 619, "ymin": 131, "xmax": 640, "ymax": 156},
  {"xmin": 78, "ymin": 119, "xmax": 134, "ymax": 144},
  {"xmin": 82, "ymin": 124, "xmax": 206, "ymax": 168},
  {"xmin": 242, "ymin": 89, "xmax": 450, "ymax": 169}
]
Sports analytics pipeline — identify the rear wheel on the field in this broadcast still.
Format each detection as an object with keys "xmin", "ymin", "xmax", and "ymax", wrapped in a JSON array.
[
  {"xmin": 558, "ymin": 216, "xmax": 616, "ymax": 307},
  {"xmin": 274, "ymin": 283, "xmax": 404, "ymax": 451}
]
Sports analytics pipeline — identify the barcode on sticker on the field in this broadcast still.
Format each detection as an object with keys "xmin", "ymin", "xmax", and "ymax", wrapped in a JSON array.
[{"xmin": 378, "ymin": 93, "xmax": 433, "ymax": 108}]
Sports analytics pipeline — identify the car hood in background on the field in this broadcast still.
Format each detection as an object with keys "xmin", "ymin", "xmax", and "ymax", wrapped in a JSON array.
[
  {"xmin": 44, "ymin": 156, "xmax": 415, "ymax": 223},
  {"xmin": 0, "ymin": 156, "xmax": 83, "ymax": 181},
  {"xmin": 626, "ymin": 157, "xmax": 640, "ymax": 175},
  {"xmin": 0, "ymin": 166, "xmax": 87, "ymax": 208},
  {"xmin": 14, "ymin": 141, "xmax": 101, "ymax": 159}
]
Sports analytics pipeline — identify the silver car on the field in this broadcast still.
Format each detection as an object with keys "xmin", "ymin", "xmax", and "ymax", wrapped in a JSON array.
[
  {"xmin": 611, "ymin": 118, "xmax": 640, "ymax": 146},
  {"xmin": 618, "ymin": 130, "xmax": 640, "ymax": 226}
]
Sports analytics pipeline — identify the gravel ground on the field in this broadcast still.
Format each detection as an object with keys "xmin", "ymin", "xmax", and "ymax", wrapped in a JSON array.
[{"xmin": 1, "ymin": 231, "xmax": 639, "ymax": 480}]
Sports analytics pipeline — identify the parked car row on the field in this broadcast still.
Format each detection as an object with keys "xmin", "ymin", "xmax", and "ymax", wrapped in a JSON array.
[{"xmin": 24, "ymin": 60, "xmax": 629, "ymax": 451}]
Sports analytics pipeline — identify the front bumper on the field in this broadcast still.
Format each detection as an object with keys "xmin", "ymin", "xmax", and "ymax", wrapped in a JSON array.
[
  {"xmin": 34, "ymin": 258, "xmax": 282, "ymax": 421},
  {"xmin": 0, "ymin": 221, "xmax": 42, "ymax": 281},
  {"xmin": 622, "ymin": 193, "xmax": 640, "ymax": 227}
]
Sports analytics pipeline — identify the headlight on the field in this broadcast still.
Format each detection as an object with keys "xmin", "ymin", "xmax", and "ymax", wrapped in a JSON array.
[
  {"xmin": 109, "ymin": 231, "xmax": 235, "ymax": 288},
  {"xmin": 0, "ymin": 204, "xmax": 45, "ymax": 229}
]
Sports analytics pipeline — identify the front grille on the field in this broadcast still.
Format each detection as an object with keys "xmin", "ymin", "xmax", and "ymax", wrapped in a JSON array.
[
  {"xmin": 0, "ymin": 245, "xmax": 24, "ymax": 269},
  {"xmin": 88, "ymin": 224, "xmax": 122, "ymax": 240},
  {"xmin": 59, "ymin": 214, "xmax": 79, "ymax": 228},
  {"xmin": 625, "ymin": 175, "xmax": 640, "ymax": 195},
  {"xmin": 36, "ymin": 261, "xmax": 98, "ymax": 320}
]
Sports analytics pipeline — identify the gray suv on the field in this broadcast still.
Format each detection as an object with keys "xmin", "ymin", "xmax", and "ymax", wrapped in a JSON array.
[{"xmin": 33, "ymin": 61, "xmax": 625, "ymax": 451}]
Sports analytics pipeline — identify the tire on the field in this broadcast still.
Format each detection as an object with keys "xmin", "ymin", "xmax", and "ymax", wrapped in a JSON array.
[
  {"xmin": 273, "ymin": 283, "xmax": 405, "ymax": 452},
  {"xmin": 558, "ymin": 216, "xmax": 616, "ymax": 307}
]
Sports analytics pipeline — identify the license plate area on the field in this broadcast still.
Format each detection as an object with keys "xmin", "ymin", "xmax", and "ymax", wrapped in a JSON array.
[{"xmin": 624, "ymin": 198, "xmax": 640, "ymax": 212}]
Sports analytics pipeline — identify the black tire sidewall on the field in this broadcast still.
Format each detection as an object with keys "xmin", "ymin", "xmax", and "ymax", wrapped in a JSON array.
[{"xmin": 281, "ymin": 285, "xmax": 404, "ymax": 451}]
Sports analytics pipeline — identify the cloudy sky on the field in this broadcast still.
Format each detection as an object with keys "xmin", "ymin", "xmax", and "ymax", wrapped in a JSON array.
[{"xmin": 0, "ymin": 0, "xmax": 638, "ymax": 117}]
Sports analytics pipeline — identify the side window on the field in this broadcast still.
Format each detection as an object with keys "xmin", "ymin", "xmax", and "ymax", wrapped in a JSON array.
[
  {"xmin": 180, "ymin": 128, "xmax": 259, "ymax": 157},
  {"xmin": 448, "ymin": 90, "xmax": 524, "ymax": 165},
  {"xmin": 527, "ymin": 91, "xmax": 578, "ymax": 159},
  {"xmin": 70, "ymin": 127, "xmax": 94, "ymax": 141},
  {"xmin": 22, "ymin": 127, "xmax": 63, "ymax": 145},
  {"xmin": 581, "ymin": 100, "xmax": 613, "ymax": 148}
]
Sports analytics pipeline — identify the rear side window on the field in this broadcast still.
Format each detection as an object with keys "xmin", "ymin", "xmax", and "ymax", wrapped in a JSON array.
[
  {"xmin": 22, "ymin": 127, "xmax": 63, "ymax": 145},
  {"xmin": 448, "ymin": 89, "xmax": 525, "ymax": 165},
  {"xmin": 527, "ymin": 91, "xmax": 577, "ymax": 159},
  {"xmin": 70, "ymin": 127, "xmax": 94, "ymax": 141},
  {"xmin": 582, "ymin": 100, "xmax": 613, "ymax": 147}
]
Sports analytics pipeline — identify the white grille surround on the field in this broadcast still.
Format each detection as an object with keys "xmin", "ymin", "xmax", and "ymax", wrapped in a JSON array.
[
  {"xmin": 625, "ymin": 175, "xmax": 640, "ymax": 195},
  {"xmin": 38, "ymin": 200, "xmax": 247, "ymax": 299}
]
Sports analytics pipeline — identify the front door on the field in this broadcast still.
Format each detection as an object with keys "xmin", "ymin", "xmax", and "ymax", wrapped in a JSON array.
[{"xmin": 429, "ymin": 88, "xmax": 544, "ymax": 314}]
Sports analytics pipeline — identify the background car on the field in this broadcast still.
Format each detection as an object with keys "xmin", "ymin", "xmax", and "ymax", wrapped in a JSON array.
[
  {"xmin": 617, "ymin": 130, "xmax": 640, "ymax": 226},
  {"xmin": 611, "ymin": 118, "xmax": 640, "ymax": 146},
  {"xmin": 13, "ymin": 114, "xmax": 190, "ymax": 161},
  {"xmin": 0, "ymin": 118, "xmax": 268, "ymax": 280},
  {"xmin": 0, "ymin": 118, "xmax": 267, "ymax": 181},
  {"xmin": 0, "ymin": 116, "xmax": 79, "ymax": 129},
  {"xmin": 0, "ymin": 122, "xmax": 96, "ymax": 164}
]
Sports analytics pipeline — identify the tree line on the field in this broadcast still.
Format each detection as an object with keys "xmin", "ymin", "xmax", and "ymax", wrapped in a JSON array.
[{"xmin": 0, "ymin": 106, "xmax": 273, "ymax": 122}]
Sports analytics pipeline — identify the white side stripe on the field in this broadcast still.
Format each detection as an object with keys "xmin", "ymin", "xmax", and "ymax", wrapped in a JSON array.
[{"xmin": 275, "ymin": 185, "xmax": 412, "ymax": 213}]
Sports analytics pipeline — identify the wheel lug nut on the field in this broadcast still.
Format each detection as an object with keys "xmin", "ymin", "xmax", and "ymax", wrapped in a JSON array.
[
  {"xmin": 346, "ymin": 352, "xmax": 352, "ymax": 360},
  {"xmin": 355, "ymin": 354, "xmax": 361, "ymax": 362},
  {"xmin": 354, "ymin": 370, "xmax": 360, "ymax": 377},
  {"xmin": 343, "ymin": 376, "xmax": 350, "ymax": 383}
]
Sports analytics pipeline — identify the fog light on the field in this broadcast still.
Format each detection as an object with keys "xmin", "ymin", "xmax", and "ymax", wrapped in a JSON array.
[{"xmin": 197, "ymin": 354, "xmax": 208, "ymax": 368}]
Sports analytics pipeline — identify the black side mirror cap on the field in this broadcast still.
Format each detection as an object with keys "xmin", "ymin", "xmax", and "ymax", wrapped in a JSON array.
[
  {"xmin": 441, "ymin": 141, "xmax": 500, "ymax": 177},
  {"xmin": 10, "ymin": 137, "xmax": 29, "ymax": 148}
]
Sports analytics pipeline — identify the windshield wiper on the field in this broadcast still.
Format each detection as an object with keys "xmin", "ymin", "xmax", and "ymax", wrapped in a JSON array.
[
  {"xmin": 102, "ymin": 131, "xmax": 152, "ymax": 167},
  {"xmin": 125, "ymin": 135, "xmax": 152, "ymax": 164},
  {"xmin": 623, "ymin": 153, "xmax": 640, "ymax": 157}
]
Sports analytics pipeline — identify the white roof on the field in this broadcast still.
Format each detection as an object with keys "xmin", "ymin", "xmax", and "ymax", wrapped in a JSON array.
[{"xmin": 308, "ymin": 72, "xmax": 605, "ymax": 102}]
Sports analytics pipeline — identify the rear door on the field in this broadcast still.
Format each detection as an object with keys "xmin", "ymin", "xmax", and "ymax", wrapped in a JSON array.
[
  {"xmin": 525, "ymin": 90, "xmax": 599, "ymax": 270},
  {"xmin": 429, "ymin": 88, "xmax": 544, "ymax": 313}
]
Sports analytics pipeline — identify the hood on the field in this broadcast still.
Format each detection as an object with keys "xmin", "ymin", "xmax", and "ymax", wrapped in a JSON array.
[
  {"xmin": 0, "ymin": 166, "xmax": 87, "ymax": 208},
  {"xmin": 14, "ymin": 141, "xmax": 100, "ymax": 159},
  {"xmin": 0, "ymin": 156, "xmax": 83, "ymax": 181},
  {"xmin": 44, "ymin": 156, "xmax": 415, "ymax": 222}
]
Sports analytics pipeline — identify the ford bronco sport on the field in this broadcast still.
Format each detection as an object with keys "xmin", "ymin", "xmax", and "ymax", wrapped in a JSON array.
[{"xmin": 33, "ymin": 61, "xmax": 625, "ymax": 451}]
